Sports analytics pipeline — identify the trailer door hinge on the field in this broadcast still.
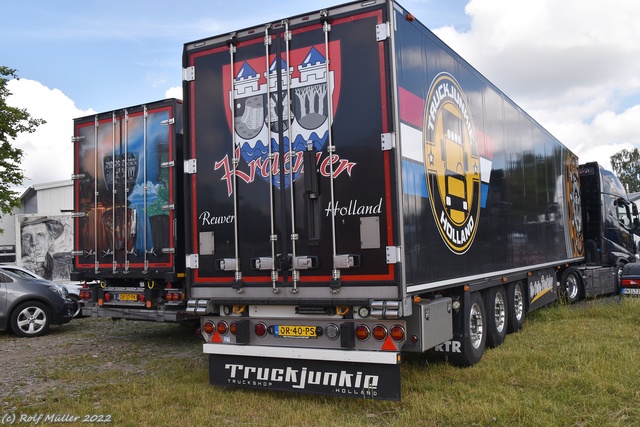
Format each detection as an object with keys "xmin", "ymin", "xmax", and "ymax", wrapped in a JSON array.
[
  {"xmin": 183, "ymin": 66, "xmax": 195, "ymax": 82},
  {"xmin": 184, "ymin": 159, "xmax": 197, "ymax": 174},
  {"xmin": 186, "ymin": 254, "xmax": 199, "ymax": 269},
  {"xmin": 381, "ymin": 132, "xmax": 395, "ymax": 151},
  {"xmin": 376, "ymin": 22, "xmax": 391, "ymax": 41},
  {"xmin": 386, "ymin": 246, "xmax": 401, "ymax": 264}
]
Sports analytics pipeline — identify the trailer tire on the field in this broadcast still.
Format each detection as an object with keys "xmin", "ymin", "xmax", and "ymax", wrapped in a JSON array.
[
  {"xmin": 507, "ymin": 281, "xmax": 526, "ymax": 333},
  {"xmin": 560, "ymin": 268, "xmax": 582, "ymax": 304},
  {"xmin": 485, "ymin": 286, "xmax": 508, "ymax": 348},
  {"xmin": 450, "ymin": 291, "xmax": 486, "ymax": 367}
]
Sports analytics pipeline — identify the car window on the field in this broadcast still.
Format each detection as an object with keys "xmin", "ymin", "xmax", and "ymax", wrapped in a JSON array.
[
  {"xmin": 3, "ymin": 269, "xmax": 34, "ymax": 279},
  {"xmin": 0, "ymin": 271, "xmax": 13, "ymax": 283}
]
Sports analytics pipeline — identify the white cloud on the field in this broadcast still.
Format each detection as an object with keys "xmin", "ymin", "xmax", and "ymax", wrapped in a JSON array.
[
  {"xmin": 6, "ymin": 79, "xmax": 94, "ymax": 192},
  {"xmin": 164, "ymin": 86, "xmax": 183, "ymax": 101},
  {"xmin": 433, "ymin": 0, "xmax": 640, "ymax": 170}
]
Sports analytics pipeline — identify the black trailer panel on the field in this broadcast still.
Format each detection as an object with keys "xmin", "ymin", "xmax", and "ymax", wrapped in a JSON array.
[
  {"xmin": 392, "ymin": 4, "xmax": 584, "ymax": 292},
  {"xmin": 183, "ymin": 2, "xmax": 399, "ymax": 300}
]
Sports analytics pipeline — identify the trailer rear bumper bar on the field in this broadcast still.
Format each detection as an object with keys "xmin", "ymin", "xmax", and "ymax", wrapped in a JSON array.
[
  {"xmin": 203, "ymin": 343, "xmax": 399, "ymax": 365},
  {"xmin": 82, "ymin": 305, "xmax": 195, "ymax": 323}
]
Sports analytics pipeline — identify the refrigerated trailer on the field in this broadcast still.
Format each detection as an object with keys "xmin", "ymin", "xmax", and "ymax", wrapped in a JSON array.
[
  {"xmin": 180, "ymin": 0, "xmax": 638, "ymax": 400},
  {"xmin": 71, "ymin": 99, "xmax": 193, "ymax": 322}
]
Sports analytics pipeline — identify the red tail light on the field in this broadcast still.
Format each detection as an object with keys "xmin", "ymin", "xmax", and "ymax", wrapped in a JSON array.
[
  {"xmin": 355, "ymin": 324, "xmax": 370, "ymax": 341},
  {"xmin": 217, "ymin": 321, "xmax": 229, "ymax": 335},
  {"xmin": 621, "ymin": 279, "xmax": 640, "ymax": 287},
  {"xmin": 104, "ymin": 292, "xmax": 111, "ymax": 302},
  {"xmin": 390, "ymin": 325, "xmax": 405, "ymax": 341},
  {"xmin": 372, "ymin": 325, "xmax": 388, "ymax": 341},
  {"xmin": 229, "ymin": 322, "xmax": 237, "ymax": 335},
  {"xmin": 203, "ymin": 321, "xmax": 215, "ymax": 335},
  {"xmin": 254, "ymin": 322, "xmax": 267, "ymax": 337},
  {"xmin": 138, "ymin": 294, "xmax": 145, "ymax": 302}
]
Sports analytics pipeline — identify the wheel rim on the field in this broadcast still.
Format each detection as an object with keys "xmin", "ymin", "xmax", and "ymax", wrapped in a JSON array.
[
  {"xmin": 71, "ymin": 297, "xmax": 81, "ymax": 318},
  {"xmin": 17, "ymin": 306, "xmax": 47, "ymax": 335},
  {"xmin": 565, "ymin": 273, "xmax": 578, "ymax": 300},
  {"xmin": 514, "ymin": 285, "xmax": 524, "ymax": 322},
  {"xmin": 494, "ymin": 292, "xmax": 506, "ymax": 333},
  {"xmin": 469, "ymin": 302, "xmax": 484, "ymax": 349}
]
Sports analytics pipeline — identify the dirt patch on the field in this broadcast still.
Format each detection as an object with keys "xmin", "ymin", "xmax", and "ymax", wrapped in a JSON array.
[{"xmin": 0, "ymin": 317, "xmax": 202, "ymax": 410}]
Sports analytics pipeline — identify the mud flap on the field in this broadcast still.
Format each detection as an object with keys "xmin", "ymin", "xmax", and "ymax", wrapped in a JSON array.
[{"xmin": 209, "ymin": 354, "xmax": 401, "ymax": 400}]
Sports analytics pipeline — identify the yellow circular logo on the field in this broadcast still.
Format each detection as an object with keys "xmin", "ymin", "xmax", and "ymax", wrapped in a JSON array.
[{"xmin": 424, "ymin": 73, "xmax": 480, "ymax": 254}]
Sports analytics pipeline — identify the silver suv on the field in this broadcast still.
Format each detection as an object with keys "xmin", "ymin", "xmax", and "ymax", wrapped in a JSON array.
[{"xmin": 0, "ymin": 267, "xmax": 75, "ymax": 337}]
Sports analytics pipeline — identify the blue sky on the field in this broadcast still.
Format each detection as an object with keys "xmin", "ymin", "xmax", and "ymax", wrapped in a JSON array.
[
  {"xmin": 2, "ymin": 0, "xmax": 470, "ymax": 113},
  {"xmin": 3, "ymin": 0, "xmax": 640, "ymax": 189}
]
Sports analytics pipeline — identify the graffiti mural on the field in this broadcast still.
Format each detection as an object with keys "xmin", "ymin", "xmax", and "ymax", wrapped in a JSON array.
[{"xmin": 17, "ymin": 214, "xmax": 74, "ymax": 282}]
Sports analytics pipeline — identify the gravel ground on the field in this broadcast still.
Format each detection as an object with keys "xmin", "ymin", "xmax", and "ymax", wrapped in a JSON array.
[{"xmin": 0, "ymin": 317, "xmax": 202, "ymax": 411}]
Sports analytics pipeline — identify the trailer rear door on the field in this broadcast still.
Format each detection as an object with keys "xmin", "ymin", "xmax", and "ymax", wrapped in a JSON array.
[
  {"xmin": 73, "ymin": 100, "xmax": 182, "ymax": 279},
  {"xmin": 184, "ymin": 3, "xmax": 400, "ymax": 301}
]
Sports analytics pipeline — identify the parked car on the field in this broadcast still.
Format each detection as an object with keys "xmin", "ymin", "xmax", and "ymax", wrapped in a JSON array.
[
  {"xmin": 0, "ymin": 267, "xmax": 75, "ymax": 337},
  {"xmin": 0, "ymin": 265, "xmax": 83, "ymax": 317}
]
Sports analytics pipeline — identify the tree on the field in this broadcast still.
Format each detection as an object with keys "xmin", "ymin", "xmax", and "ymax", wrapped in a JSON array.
[
  {"xmin": 0, "ymin": 66, "xmax": 46, "ymax": 226},
  {"xmin": 610, "ymin": 148, "xmax": 640, "ymax": 193}
]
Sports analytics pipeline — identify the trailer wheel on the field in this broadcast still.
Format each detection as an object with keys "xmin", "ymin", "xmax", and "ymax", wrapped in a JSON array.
[
  {"xmin": 560, "ymin": 268, "xmax": 582, "ymax": 304},
  {"xmin": 507, "ymin": 281, "xmax": 526, "ymax": 333},
  {"xmin": 485, "ymin": 286, "xmax": 508, "ymax": 348},
  {"xmin": 450, "ymin": 291, "xmax": 486, "ymax": 367}
]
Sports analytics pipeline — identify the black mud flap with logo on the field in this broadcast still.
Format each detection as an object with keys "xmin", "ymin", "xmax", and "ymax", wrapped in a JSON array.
[
  {"xmin": 528, "ymin": 268, "xmax": 557, "ymax": 311},
  {"xmin": 209, "ymin": 354, "xmax": 401, "ymax": 400}
]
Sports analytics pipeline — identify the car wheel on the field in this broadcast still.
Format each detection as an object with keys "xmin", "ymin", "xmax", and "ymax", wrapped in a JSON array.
[
  {"xmin": 11, "ymin": 301, "xmax": 51, "ymax": 337},
  {"xmin": 615, "ymin": 262, "xmax": 625, "ymax": 295},
  {"xmin": 69, "ymin": 295, "xmax": 82, "ymax": 318}
]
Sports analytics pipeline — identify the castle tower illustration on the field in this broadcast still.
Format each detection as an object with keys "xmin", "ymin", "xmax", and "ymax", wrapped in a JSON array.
[{"xmin": 229, "ymin": 46, "xmax": 336, "ymax": 188}]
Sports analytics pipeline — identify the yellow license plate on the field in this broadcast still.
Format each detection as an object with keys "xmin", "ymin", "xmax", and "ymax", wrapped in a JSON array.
[
  {"xmin": 275, "ymin": 325, "xmax": 317, "ymax": 338},
  {"xmin": 118, "ymin": 293, "xmax": 138, "ymax": 301}
]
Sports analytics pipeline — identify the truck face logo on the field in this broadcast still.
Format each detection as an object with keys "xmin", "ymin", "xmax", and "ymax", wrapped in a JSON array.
[
  {"xmin": 423, "ymin": 73, "xmax": 480, "ymax": 254},
  {"xmin": 566, "ymin": 154, "xmax": 584, "ymax": 257},
  {"xmin": 217, "ymin": 43, "xmax": 349, "ymax": 193}
]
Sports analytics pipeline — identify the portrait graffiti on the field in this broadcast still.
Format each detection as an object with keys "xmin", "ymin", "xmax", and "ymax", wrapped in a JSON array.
[{"xmin": 18, "ymin": 215, "xmax": 74, "ymax": 281}]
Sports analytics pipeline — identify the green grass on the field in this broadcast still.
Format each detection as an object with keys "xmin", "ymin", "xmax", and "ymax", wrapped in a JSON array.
[{"xmin": 3, "ymin": 298, "xmax": 640, "ymax": 426}]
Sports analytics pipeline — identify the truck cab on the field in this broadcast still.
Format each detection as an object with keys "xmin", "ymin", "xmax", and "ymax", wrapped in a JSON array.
[
  {"xmin": 576, "ymin": 162, "xmax": 639, "ymax": 298},
  {"xmin": 579, "ymin": 162, "xmax": 638, "ymax": 267}
]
